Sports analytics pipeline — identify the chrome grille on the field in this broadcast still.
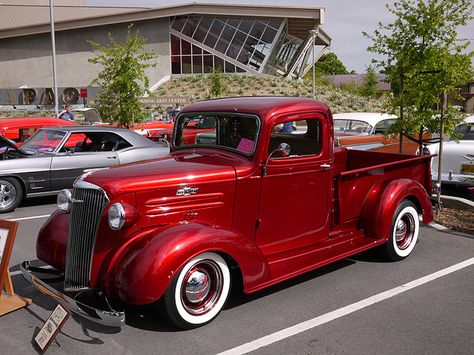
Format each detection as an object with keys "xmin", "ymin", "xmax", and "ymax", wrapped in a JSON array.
[{"xmin": 64, "ymin": 183, "xmax": 108, "ymax": 291}]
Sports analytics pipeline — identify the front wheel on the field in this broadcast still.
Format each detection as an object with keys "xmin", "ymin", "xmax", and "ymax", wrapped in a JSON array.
[
  {"xmin": 0, "ymin": 178, "xmax": 23, "ymax": 213},
  {"xmin": 384, "ymin": 200, "xmax": 420, "ymax": 261},
  {"xmin": 158, "ymin": 252, "xmax": 231, "ymax": 329}
]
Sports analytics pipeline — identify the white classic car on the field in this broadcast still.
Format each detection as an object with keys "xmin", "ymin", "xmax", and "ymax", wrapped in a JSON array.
[{"xmin": 428, "ymin": 115, "xmax": 474, "ymax": 186}]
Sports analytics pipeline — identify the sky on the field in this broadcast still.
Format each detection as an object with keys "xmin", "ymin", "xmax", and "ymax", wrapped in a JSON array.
[{"xmin": 87, "ymin": 0, "xmax": 474, "ymax": 74}]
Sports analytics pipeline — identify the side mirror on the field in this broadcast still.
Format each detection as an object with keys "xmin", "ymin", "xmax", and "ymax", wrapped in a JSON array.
[{"xmin": 263, "ymin": 143, "xmax": 291, "ymax": 176}]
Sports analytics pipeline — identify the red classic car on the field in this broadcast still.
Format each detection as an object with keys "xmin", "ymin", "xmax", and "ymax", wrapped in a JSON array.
[
  {"xmin": 0, "ymin": 117, "xmax": 76, "ymax": 143},
  {"xmin": 149, "ymin": 116, "xmax": 216, "ymax": 143},
  {"xmin": 22, "ymin": 97, "xmax": 434, "ymax": 329},
  {"xmin": 132, "ymin": 120, "xmax": 174, "ymax": 140}
]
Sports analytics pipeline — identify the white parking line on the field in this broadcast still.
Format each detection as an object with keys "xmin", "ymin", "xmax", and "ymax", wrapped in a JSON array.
[
  {"xmin": 7, "ymin": 214, "xmax": 51, "ymax": 222},
  {"xmin": 218, "ymin": 257, "xmax": 474, "ymax": 355}
]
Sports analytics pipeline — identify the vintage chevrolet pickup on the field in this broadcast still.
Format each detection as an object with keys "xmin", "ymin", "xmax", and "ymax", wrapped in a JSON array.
[{"xmin": 22, "ymin": 97, "xmax": 434, "ymax": 329}]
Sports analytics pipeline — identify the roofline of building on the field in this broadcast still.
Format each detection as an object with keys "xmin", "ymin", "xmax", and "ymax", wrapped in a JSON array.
[{"xmin": 0, "ymin": 3, "xmax": 326, "ymax": 39}]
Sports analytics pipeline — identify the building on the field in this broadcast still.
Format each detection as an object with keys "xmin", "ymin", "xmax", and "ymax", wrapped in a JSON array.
[{"xmin": 0, "ymin": 1, "xmax": 331, "ymax": 106}]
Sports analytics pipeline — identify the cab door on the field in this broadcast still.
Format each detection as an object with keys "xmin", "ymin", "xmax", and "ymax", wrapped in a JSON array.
[{"xmin": 256, "ymin": 115, "xmax": 332, "ymax": 258}]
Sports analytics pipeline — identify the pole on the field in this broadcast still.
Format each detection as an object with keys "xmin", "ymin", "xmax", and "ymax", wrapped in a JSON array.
[
  {"xmin": 309, "ymin": 29, "xmax": 318, "ymax": 98},
  {"xmin": 49, "ymin": 0, "xmax": 59, "ymax": 117},
  {"xmin": 312, "ymin": 34, "xmax": 315, "ymax": 98},
  {"xmin": 399, "ymin": 68, "xmax": 404, "ymax": 153}
]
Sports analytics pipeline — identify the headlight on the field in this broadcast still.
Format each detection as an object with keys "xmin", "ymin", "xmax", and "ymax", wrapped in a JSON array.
[
  {"xmin": 108, "ymin": 203, "xmax": 125, "ymax": 230},
  {"xmin": 57, "ymin": 189, "xmax": 72, "ymax": 213}
]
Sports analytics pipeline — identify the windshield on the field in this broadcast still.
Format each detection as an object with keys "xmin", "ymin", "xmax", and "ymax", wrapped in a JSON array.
[
  {"xmin": 454, "ymin": 122, "xmax": 474, "ymax": 140},
  {"xmin": 21, "ymin": 129, "xmax": 67, "ymax": 152},
  {"xmin": 174, "ymin": 113, "xmax": 260, "ymax": 155},
  {"xmin": 333, "ymin": 119, "xmax": 372, "ymax": 135}
]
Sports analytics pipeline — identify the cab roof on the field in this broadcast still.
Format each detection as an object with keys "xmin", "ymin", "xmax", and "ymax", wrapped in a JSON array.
[{"xmin": 181, "ymin": 97, "xmax": 331, "ymax": 122}]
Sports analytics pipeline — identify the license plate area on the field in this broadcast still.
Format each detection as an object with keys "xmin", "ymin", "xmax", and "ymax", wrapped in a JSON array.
[{"xmin": 461, "ymin": 164, "xmax": 474, "ymax": 174}]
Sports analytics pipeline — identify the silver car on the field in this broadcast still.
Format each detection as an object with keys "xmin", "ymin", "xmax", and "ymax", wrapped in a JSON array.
[{"xmin": 0, "ymin": 126, "xmax": 169, "ymax": 212}]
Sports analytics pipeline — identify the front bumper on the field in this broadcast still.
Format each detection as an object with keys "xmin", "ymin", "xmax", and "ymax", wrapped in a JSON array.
[{"xmin": 21, "ymin": 261, "xmax": 125, "ymax": 327}]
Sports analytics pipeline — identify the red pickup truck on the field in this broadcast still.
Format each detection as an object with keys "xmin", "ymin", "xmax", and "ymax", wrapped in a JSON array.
[{"xmin": 22, "ymin": 97, "xmax": 434, "ymax": 329}]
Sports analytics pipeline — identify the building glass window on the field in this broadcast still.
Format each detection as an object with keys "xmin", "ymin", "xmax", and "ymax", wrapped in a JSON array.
[
  {"xmin": 171, "ymin": 16, "xmax": 186, "ymax": 31},
  {"xmin": 182, "ymin": 17, "xmax": 200, "ymax": 37},
  {"xmin": 171, "ymin": 34, "xmax": 180, "ymax": 56},
  {"xmin": 181, "ymin": 39, "xmax": 191, "ymax": 55},
  {"xmin": 170, "ymin": 16, "xmax": 286, "ymax": 75}
]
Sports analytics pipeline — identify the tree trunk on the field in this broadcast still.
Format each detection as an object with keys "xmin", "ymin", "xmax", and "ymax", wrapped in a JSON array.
[
  {"xmin": 399, "ymin": 71, "xmax": 404, "ymax": 153},
  {"xmin": 436, "ymin": 91, "xmax": 447, "ymax": 213}
]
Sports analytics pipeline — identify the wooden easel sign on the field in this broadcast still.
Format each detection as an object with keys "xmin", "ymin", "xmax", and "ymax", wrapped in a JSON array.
[
  {"xmin": 0, "ymin": 219, "xmax": 31, "ymax": 316},
  {"xmin": 34, "ymin": 304, "xmax": 70, "ymax": 353}
]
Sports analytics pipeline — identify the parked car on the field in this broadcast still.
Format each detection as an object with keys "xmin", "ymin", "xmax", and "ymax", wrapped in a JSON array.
[
  {"xmin": 333, "ymin": 112, "xmax": 425, "ymax": 154},
  {"xmin": 427, "ymin": 115, "xmax": 474, "ymax": 186},
  {"xmin": 150, "ymin": 115, "xmax": 216, "ymax": 143},
  {"xmin": 0, "ymin": 117, "xmax": 77, "ymax": 144},
  {"xmin": 71, "ymin": 107, "xmax": 102, "ymax": 125},
  {"xmin": 22, "ymin": 97, "xmax": 433, "ymax": 329},
  {"xmin": 132, "ymin": 120, "xmax": 174, "ymax": 141},
  {"xmin": 0, "ymin": 126, "xmax": 169, "ymax": 212}
]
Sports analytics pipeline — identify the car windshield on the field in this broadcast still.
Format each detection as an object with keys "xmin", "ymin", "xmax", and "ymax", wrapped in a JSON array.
[
  {"xmin": 333, "ymin": 119, "xmax": 372, "ymax": 135},
  {"xmin": 174, "ymin": 113, "xmax": 260, "ymax": 155},
  {"xmin": 454, "ymin": 122, "xmax": 474, "ymax": 140},
  {"xmin": 21, "ymin": 129, "xmax": 67, "ymax": 152}
]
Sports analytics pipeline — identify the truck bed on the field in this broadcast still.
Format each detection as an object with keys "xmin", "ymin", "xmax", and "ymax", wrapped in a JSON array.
[{"xmin": 333, "ymin": 148, "xmax": 433, "ymax": 226}]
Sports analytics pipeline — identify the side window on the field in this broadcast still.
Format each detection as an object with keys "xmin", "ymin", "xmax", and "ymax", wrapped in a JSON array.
[
  {"xmin": 61, "ymin": 133, "xmax": 89, "ymax": 152},
  {"xmin": 268, "ymin": 119, "xmax": 321, "ymax": 157},
  {"xmin": 374, "ymin": 119, "xmax": 396, "ymax": 135}
]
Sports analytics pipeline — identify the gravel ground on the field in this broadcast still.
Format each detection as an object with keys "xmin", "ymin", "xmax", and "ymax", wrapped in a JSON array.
[{"xmin": 434, "ymin": 208, "xmax": 474, "ymax": 234}]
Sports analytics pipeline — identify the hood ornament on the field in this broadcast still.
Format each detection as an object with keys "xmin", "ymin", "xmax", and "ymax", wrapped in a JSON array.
[{"xmin": 176, "ymin": 187, "xmax": 199, "ymax": 196}]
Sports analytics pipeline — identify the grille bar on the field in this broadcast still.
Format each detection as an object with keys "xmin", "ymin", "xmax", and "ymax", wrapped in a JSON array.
[{"xmin": 64, "ymin": 184, "xmax": 108, "ymax": 291}]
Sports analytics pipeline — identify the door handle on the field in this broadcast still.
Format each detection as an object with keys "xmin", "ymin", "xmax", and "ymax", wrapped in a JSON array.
[
  {"xmin": 107, "ymin": 156, "xmax": 117, "ymax": 159},
  {"xmin": 320, "ymin": 164, "xmax": 332, "ymax": 168}
]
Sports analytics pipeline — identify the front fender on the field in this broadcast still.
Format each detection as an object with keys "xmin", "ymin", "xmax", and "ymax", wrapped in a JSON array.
[
  {"xmin": 36, "ymin": 209, "xmax": 70, "ymax": 271},
  {"xmin": 105, "ymin": 223, "xmax": 268, "ymax": 305},
  {"xmin": 360, "ymin": 178, "xmax": 433, "ymax": 240}
]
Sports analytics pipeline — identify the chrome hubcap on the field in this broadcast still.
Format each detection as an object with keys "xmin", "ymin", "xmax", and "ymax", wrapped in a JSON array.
[
  {"xmin": 395, "ymin": 214, "xmax": 415, "ymax": 250},
  {"xmin": 0, "ymin": 181, "xmax": 16, "ymax": 209},
  {"xmin": 185, "ymin": 270, "xmax": 211, "ymax": 304},
  {"xmin": 181, "ymin": 260, "xmax": 223, "ymax": 315}
]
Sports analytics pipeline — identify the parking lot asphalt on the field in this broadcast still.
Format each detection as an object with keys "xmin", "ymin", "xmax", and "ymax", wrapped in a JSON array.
[{"xmin": 1, "ymin": 197, "xmax": 473, "ymax": 355}]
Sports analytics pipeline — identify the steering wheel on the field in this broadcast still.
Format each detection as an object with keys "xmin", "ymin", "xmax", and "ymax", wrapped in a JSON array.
[{"xmin": 230, "ymin": 132, "xmax": 241, "ymax": 147}]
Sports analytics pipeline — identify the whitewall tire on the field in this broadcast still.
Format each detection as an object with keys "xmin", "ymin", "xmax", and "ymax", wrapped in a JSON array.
[
  {"xmin": 160, "ymin": 252, "xmax": 231, "ymax": 329},
  {"xmin": 385, "ymin": 200, "xmax": 420, "ymax": 261}
]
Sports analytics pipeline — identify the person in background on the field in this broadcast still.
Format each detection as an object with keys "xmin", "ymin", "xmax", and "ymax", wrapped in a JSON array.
[
  {"xmin": 59, "ymin": 104, "xmax": 74, "ymax": 120},
  {"xmin": 280, "ymin": 122, "xmax": 295, "ymax": 134}
]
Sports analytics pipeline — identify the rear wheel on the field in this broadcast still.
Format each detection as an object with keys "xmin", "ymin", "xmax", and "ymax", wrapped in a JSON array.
[
  {"xmin": 158, "ymin": 252, "xmax": 231, "ymax": 329},
  {"xmin": 0, "ymin": 178, "xmax": 23, "ymax": 213},
  {"xmin": 385, "ymin": 200, "xmax": 419, "ymax": 261}
]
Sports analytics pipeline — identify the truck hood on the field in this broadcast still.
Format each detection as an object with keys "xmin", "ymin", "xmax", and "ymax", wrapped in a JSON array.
[{"xmin": 81, "ymin": 151, "xmax": 237, "ymax": 199}]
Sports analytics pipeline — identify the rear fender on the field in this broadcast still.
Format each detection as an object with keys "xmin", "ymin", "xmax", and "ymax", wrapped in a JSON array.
[
  {"xmin": 105, "ymin": 223, "xmax": 268, "ymax": 305},
  {"xmin": 359, "ymin": 179, "xmax": 433, "ymax": 240}
]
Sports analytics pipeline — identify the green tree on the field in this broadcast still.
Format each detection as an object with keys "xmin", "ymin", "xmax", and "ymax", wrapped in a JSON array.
[
  {"xmin": 208, "ymin": 67, "xmax": 228, "ymax": 98},
  {"xmin": 314, "ymin": 53, "xmax": 350, "ymax": 75},
  {"xmin": 364, "ymin": 0, "xmax": 473, "ymax": 145},
  {"xmin": 88, "ymin": 25, "xmax": 157, "ymax": 128},
  {"xmin": 361, "ymin": 65, "xmax": 380, "ymax": 98}
]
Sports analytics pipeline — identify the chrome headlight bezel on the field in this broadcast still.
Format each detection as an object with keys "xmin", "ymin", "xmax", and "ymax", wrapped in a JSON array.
[
  {"xmin": 108, "ymin": 203, "xmax": 126, "ymax": 230},
  {"xmin": 57, "ymin": 189, "xmax": 72, "ymax": 213}
]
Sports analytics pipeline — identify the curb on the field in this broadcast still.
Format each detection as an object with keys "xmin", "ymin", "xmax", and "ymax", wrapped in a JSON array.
[
  {"xmin": 428, "ymin": 222, "xmax": 448, "ymax": 231},
  {"xmin": 438, "ymin": 195, "xmax": 474, "ymax": 211}
]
